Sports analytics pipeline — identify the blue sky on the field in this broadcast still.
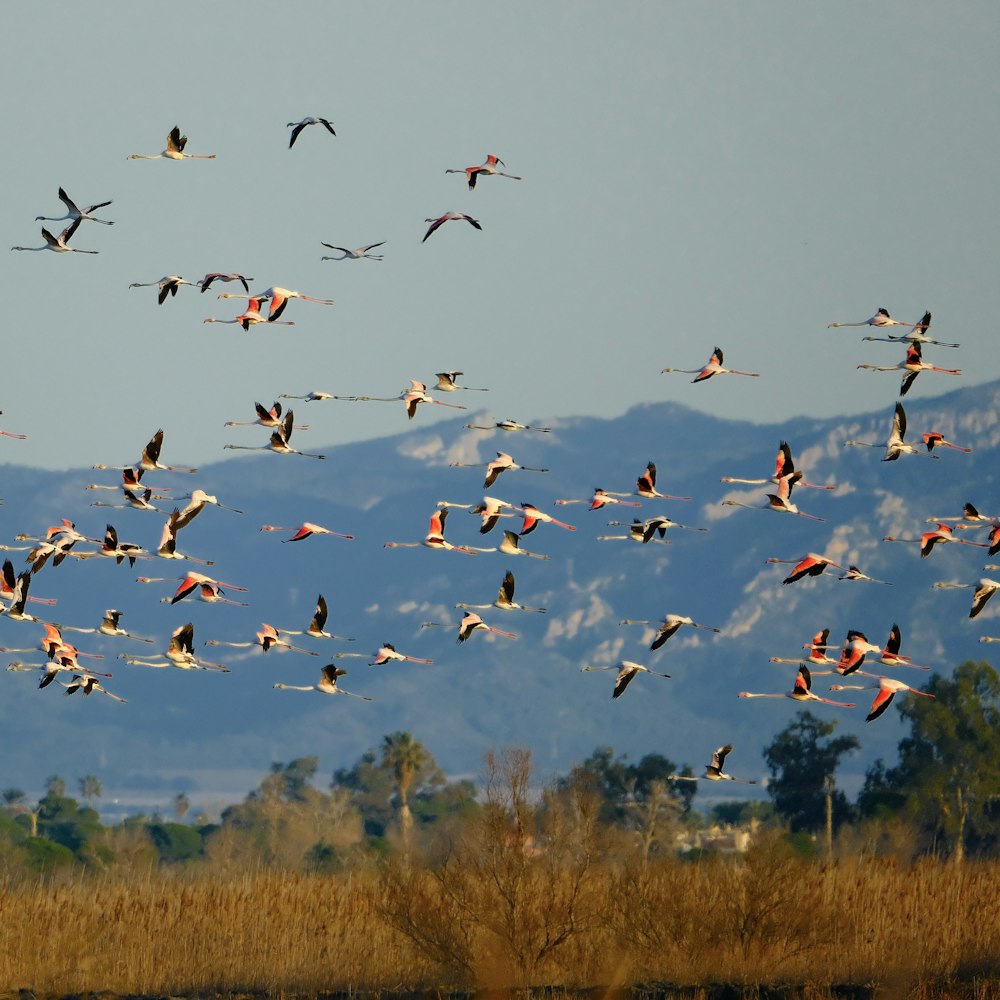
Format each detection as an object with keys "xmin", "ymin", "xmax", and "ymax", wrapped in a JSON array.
[{"xmin": 3, "ymin": 2, "xmax": 999, "ymax": 472}]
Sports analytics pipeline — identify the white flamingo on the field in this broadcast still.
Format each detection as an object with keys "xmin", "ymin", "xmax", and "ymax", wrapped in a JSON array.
[
  {"xmin": 128, "ymin": 126, "xmax": 216, "ymax": 160},
  {"xmin": 274, "ymin": 664, "xmax": 371, "ymax": 700},
  {"xmin": 36, "ymin": 187, "xmax": 113, "ymax": 226}
]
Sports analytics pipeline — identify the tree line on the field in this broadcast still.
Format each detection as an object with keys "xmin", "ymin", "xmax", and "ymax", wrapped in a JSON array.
[{"xmin": 1, "ymin": 660, "xmax": 997, "ymax": 874}]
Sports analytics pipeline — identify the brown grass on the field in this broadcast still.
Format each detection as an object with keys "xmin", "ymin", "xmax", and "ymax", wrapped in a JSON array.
[{"xmin": 0, "ymin": 849, "xmax": 998, "ymax": 997}]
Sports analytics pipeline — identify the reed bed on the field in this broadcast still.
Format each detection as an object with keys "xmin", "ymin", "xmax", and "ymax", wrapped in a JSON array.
[{"xmin": 0, "ymin": 854, "xmax": 998, "ymax": 997}]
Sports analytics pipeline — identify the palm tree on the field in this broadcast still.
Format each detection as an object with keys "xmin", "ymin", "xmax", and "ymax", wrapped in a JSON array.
[
  {"xmin": 79, "ymin": 775, "xmax": 103, "ymax": 807},
  {"xmin": 380, "ymin": 732, "xmax": 431, "ymax": 859},
  {"xmin": 45, "ymin": 774, "xmax": 67, "ymax": 798}
]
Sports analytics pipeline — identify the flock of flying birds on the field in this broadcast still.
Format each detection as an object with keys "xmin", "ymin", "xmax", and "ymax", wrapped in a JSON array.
[{"xmin": 5, "ymin": 123, "xmax": 998, "ymax": 791}]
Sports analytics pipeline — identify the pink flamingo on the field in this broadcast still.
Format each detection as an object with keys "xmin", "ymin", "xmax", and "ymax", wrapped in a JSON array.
[
  {"xmin": 218, "ymin": 287, "xmax": 334, "ymax": 322},
  {"xmin": 422, "ymin": 211, "xmax": 482, "ymax": 242},
  {"xmin": 857, "ymin": 340, "xmax": 962, "ymax": 396},
  {"xmin": 421, "ymin": 611, "xmax": 518, "ymax": 643},
  {"xmin": 517, "ymin": 503, "xmax": 576, "ymax": 536},
  {"xmin": 722, "ymin": 476, "xmax": 824, "ymax": 521},
  {"xmin": 845, "ymin": 403, "xmax": 938, "ymax": 462},
  {"xmin": 127, "ymin": 125, "xmax": 216, "ymax": 160},
  {"xmin": 260, "ymin": 522, "xmax": 354, "ymax": 542},
  {"xmin": 830, "ymin": 677, "xmax": 935, "ymax": 721},
  {"xmin": 274, "ymin": 665, "xmax": 371, "ymax": 700},
  {"xmin": 370, "ymin": 643, "xmax": 433, "ymax": 666},
  {"xmin": 451, "ymin": 451, "xmax": 548, "ymax": 489},
  {"xmin": 739, "ymin": 665, "xmax": 856, "ymax": 707},
  {"xmin": 721, "ymin": 441, "xmax": 835, "ymax": 491},
  {"xmin": 662, "ymin": 346, "xmax": 760, "ymax": 383},
  {"xmin": 383, "ymin": 508, "xmax": 478, "ymax": 554},
  {"xmin": 445, "ymin": 154, "xmax": 522, "ymax": 190},
  {"xmin": 765, "ymin": 553, "xmax": 843, "ymax": 585},
  {"xmin": 827, "ymin": 307, "xmax": 914, "ymax": 329},
  {"xmin": 883, "ymin": 522, "xmax": 988, "ymax": 559}
]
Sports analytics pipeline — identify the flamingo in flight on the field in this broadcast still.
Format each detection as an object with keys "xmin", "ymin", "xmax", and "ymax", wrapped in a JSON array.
[
  {"xmin": 862, "ymin": 310, "xmax": 960, "ymax": 349},
  {"xmin": 123, "ymin": 623, "xmax": 227, "ymax": 671},
  {"xmin": 765, "ymin": 553, "xmax": 844, "ymax": 585},
  {"xmin": 36, "ymin": 187, "xmax": 114, "ymax": 226},
  {"xmin": 350, "ymin": 380, "xmax": 468, "ymax": 420},
  {"xmin": 873, "ymin": 624, "xmax": 932, "ymax": 670},
  {"xmin": 61, "ymin": 609, "xmax": 154, "ymax": 644},
  {"xmin": 635, "ymin": 461, "xmax": 691, "ymax": 501},
  {"xmin": 287, "ymin": 116, "xmax": 336, "ymax": 148},
  {"xmin": 128, "ymin": 126, "xmax": 216, "ymax": 160},
  {"xmin": 198, "ymin": 273, "xmax": 253, "ymax": 294},
  {"xmin": 662, "ymin": 347, "xmax": 761, "ymax": 383},
  {"xmin": 421, "ymin": 612, "xmax": 518, "ymax": 643},
  {"xmin": 434, "ymin": 372, "xmax": 488, "ymax": 392},
  {"xmin": 451, "ymin": 452, "xmax": 549, "ymax": 489},
  {"xmin": 172, "ymin": 489, "xmax": 242, "ymax": 529},
  {"xmin": 845, "ymin": 403, "xmax": 938, "ymax": 462},
  {"xmin": 921, "ymin": 431, "xmax": 971, "ymax": 454},
  {"xmin": 207, "ymin": 623, "xmax": 318, "ymax": 657},
  {"xmin": 739, "ymin": 665, "xmax": 856, "ymax": 708},
  {"xmin": 925, "ymin": 503, "xmax": 998, "ymax": 527},
  {"xmin": 383, "ymin": 507, "xmax": 478, "ymax": 554},
  {"xmin": 555, "ymin": 488, "xmax": 642, "ymax": 510},
  {"xmin": 456, "ymin": 570, "xmax": 546, "ymax": 614},
  {"xmin": 156, "ymin": 510, "xmax": 215, "ymax": 565},
  {"xmin": 857, "ymin": 340, "xmax": 962, "ymax": 396},
  {"xmin": 514, "ymin": 503, "xmax": 576, "ymax": 536},
  {"xmin": 72, "ymin": 523, "xmax": 148, "ymax": 567},
  {"xmin": 721, "ymin": 441, "xmax": 835, "ymax": 491},
  {"xmin": 1, "ymin": 560, "xmax": 56, "ymax": 606},
  {"xmin": 259, "ymin": 522, "xmax": 354, "ymax": 542},
  {"xmin": 830, "ymin": 677, "xmax": 935, "ymax": 721},
  {"xmin": 93, "ymin": 429, "xmax": 198, "ymax": 475},
  {"xmin": 1, "ymin": 571, "xmax": 56, "ymax": 624},
  {"xmin": 827, "ymin": 307, "xmax": 914, "ymax": 329},
  {"xmin": 597, "ymin": 519, "xmax": 670, "ymax": 545},
  {"xmin": 370, "ymin": 643, "xmax": 433, "ymax": 666},
  {"xmin": 465, "ymin": 418, "xmax": 552, "ymax": 433},
  {"xmin": 279, "ymin": 594, "xmax": 354, "ymax": 642},
  {"xmin": 769, "ymin": 628, "xmax": 842, "ymax": 670},
  {"xmin": 883, "ymin": 522, "xmax": 989, "ymax": 559},
  {"xmin": 12, "ymin": 219, "xmax": 98, "ymax": 254},
  {"xmin": 619, "ymin": 614, "xmax": 720, "ymax": 650},
  {"xmin": 422, "ymin": 211, "xmax": 482, "ymax": 242},
  {"xmin": 838, "ymin": 565, "xmax": 892, "ymax": 585},
  {"xmin": 136, "ymin": 571, "xmax": 248, "ymax": 605},
  {"xmin": 225, "ymin": 409, "xmax": 325, "ymax": 459},
  {"xmin": 129, "ymin": 275, "xmax": 199, "ymax": 304},
  {"xmin": 0, "ymin": 411, "xmax": 26, "ymax": 440},
  {"xmin": 280, "ymin": 391, "xmax": 350, "ymax": 402},
  {"xmin": 668, "ymin": 745, "xmax": 756, "ymax": 784},
  {"xmin": 60, "ymin": 674, "xmax": 127, "ymax": 703},
  {"xmin": 204, "ymin": 297, "xmax": 296, "ymax": 330},
  {"xmin": 219, "ymin": 287, "xmax": 334, "ymax": 322},
  {"xmin": 933, "ymin": 578, "xmax": 1000, "ymax": 619},
  {"xmin": 582, "ymin": 660, "xmax": 671, "ymax": 699},
  {"xmin": 445, "ymin": 154, "xmax": 522, "ymax": 190},
  {"xmin": 321, "ymin": 241, "xmax": 384, "ymax": 260},
  {"xmin": 274, "ymin": 664, "xmax": 371, "ymax": 700},
  {"xmin": 722, "ymin": 476, "xmax": 824, "ymax": 521}
]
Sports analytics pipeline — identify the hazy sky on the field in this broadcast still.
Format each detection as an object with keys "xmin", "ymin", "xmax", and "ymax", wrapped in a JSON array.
[{"xmin": 3, "ymin": 2, "xmax": 999, "ymax": 472}]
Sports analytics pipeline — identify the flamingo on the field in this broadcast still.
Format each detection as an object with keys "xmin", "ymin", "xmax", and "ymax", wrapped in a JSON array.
[
  {"xmin": 347, "ymin": 380, "xmax": 468, "ymax": 419},
  {"xmin": 156, "ymin": 510, "xmax": 215, "ymax": 565},
  {"xmin": 0, "ymin": 411, "xmax": 26, "ymax": 440},
  {"xmin": 287, "ymin": 116, "xmax": 336, "ymax": 148},
  {"xmin": 461, "ymin": 529, "xmax": 550, "ymax": 560},
  {"xmin": 861, "ymin": 311, "xmax": 960, "ymax": 349},
  {"xmin": 857, "ymin": 340, "xmax": 962, "ymax": 396},
  {"xmin": 827, "ymin": 307, "xmax": 914, "ymax": 329},
  {"xmin": 465, "ymin": 418, "xmax": 552, "ymax": 433},
  {"xmin": 634, "ymin": 461, "xmax": 692, "ymax": 501},
  {"xmin": 72, "ymin": 524, "xmax": 148, "ymax": 567},
  {"xmin": 320, "ymin": 241, "xmax": 384, "ymax": 260},
  {"xmin": 619, "ymin": 614, "xmax": 720, "ymax": 650},
  {"xmin": 835, "ymin": 631, "xmax": 884, "ymax": 676},
  {"xmin": 926, "ymin": 503, "xmax": 997, "ymax": 526},
  {"xmin": 224, "ymin": 409, "xmax": 325, "ymax": 459},
  {"xmin": 582, "ymin": 660, "xmax": 671, "ymax": 699},
  {"xmin": 874, "ymin": 623, "xmax": 931, "ymax": 670},
  {"xmin": 668, "ymin": 745, "xmax": 756, "ymax": 784},
  {"xmin": 199, "ymin": 273, "xmax": 252, "ymax": 293},
  {"xmin": 765, "ymin": 553, "xmax": 844, "ymax": 585},
  {"xmin": 1, "ymin": 559, "xmax": 56, "ymax": 606},
  {"xmin": 769, "ymin": 628, "xmax": 841, "ymax": 670},
  {"xmin": 845, "ymin": 403, "xmax": 938, "ymax": 462},
  {"xmin": 93, "ymin": 429, "xmax": 198, "ymax": 475},
  {"xmin": 383, "ymin": 507, "xmax": 478, "ymax": 554},
  {"xmin": 12, "ymin": 219, "xmax": 98, "ymax": 254},
  {"xmin": 721, "ymin": 476, "xmax": 824, "ymax": 521},
  {"xmin": 921, "ymin": 431, "xmax": 972, "ymax": 454},
  {"xmin": 206, "ymin": 623, "xmax": 318, "ymax": 657},
  {"xmin": 597, "ymin": 519, "xmax": 670, "ymax": 545},
  {"xmin": 555, "ymin": 488, "xmax": 642, "ymax": 510},
  {"xmin": 445, "ymin": 154, "xmax": 522, "ymax": 190},
  {"xmin": 370, "ymin": 643, "xmax": 433, "ymax": 666},
  {"xmin": 123, "ymin": 623, "xmax": 227, "ymax": 671},
  {"xmin": 60, "ymin": 609, "xmax": 154, "ymax": 644},
  {"xmin": 456, "ymin": 570, "xmax": 546, "ymax": 614},
  {"xmin": 739, "ymin": 665, "xmax": 856, "ymax": 707},
  {"xmin": 60, "ymin": 674, "xmax": 127, "ymax": 703},
  {"xmin": 279, "ymin": 594, "xmax": 354, "ymax": 641},
  {"xmin": 90, "ymin": 487, "xmax": 165, "ymax": 514},
  {"xmin": 838, "ymin": 565, "xmax": 892, "ymax": 585},
  {"xmin": 462, "ymin": 496, "xmax": 517, "ymax": 534},
  {"xmin": 830, "ymin": 677, "xmax": 935, "ymax": 721},
  {"xmin": 172, "ymin": 489, "xmax": 242, "ymax": 529},
  {"xmin": 219, "ymin": 287, "xmax": 334, "ymax": 322},
  {"xmin": 933, "ymin": 578, "xmax": 1000, "ymax": 619},
  {"xmin": 259, "ymin": 522, "xmax": 353, "ymax": 542},
  {"xmin": 422, "ymin": 612, "xmax": 518, "ymax": 643},
  {"xmin": 204, "ymin": 297, "xmax": 296, "ymax": 330},
  {"xmin": 883, "ymin": 522, "xmax": 988, "ymax": 559},
  {"xmin": 422, "ymin": 211, "xmax": 482, "ymax": 242},
  {"xmin": 128, "ymin": 126, "xmax": 216, "ymax": 160},
  {"xmin": 136, "ymin": 571, "xmax": 248, "ymax": 605},
  {"xmin": 516, "ymin": 503, "xmax": 576, "ymax": 536},
  {"xmin": 450, "ymin": 452, "xmax": 549, "ymax": 489},
  {"xmin": 128, "ymin": 275, "xmax": 200, "ymax": 304},
  {"xmin": 662, "ymin": 346, "xmax": 761, "ymax": 383},
  {"xmin": 274, "ymin": 664, "xmax": 371, "ymax": 700},
  {"xmin": 433, "ymin": 372, "xmax": 488, "ymax": 392},
  {"xmin": 721, "ymin": 441, "xmax": 835, "ymax": 491},
  {"xmin": 36, "ymin": 187, "xmax": 113, "ymax": 227}
]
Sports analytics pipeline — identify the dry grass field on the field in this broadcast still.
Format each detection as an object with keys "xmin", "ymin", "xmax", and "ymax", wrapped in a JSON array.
[{"xmin": 1, "ymin": 847, "xmax": 998, "ymax": 998}]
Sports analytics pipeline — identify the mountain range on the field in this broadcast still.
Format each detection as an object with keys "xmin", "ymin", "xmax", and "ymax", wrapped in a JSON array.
[{"xmin": 1, "ymin": 381, "xmax": 997, "ymax": 818}]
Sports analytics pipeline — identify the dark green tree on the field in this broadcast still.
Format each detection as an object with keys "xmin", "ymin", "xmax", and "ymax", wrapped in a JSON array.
[
  {"xmin": 45, "ymin": 775, "xmax": 67, "ymax": 798},
  {"xmin": 763, "ymin": 712, "xmax": 858, "ymax": 834},
  {"xmin": 856, "ymin": 661, "xmax": 1000, "ymax": 861}
]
